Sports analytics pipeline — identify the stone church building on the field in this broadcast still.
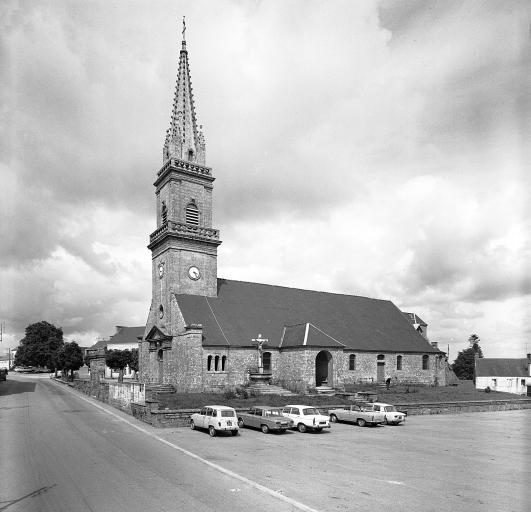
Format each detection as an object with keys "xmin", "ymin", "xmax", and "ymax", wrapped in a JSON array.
[{"xmin": 138, "ymin": 32, "xmax": 446, "ymax": 393}]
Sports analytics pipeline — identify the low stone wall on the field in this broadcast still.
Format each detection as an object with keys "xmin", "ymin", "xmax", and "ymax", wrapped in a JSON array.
[
  {"xmin": 68, "ymin": 378, "xmax": 145, "ymax": 414},
  {"xmin": 391, "ymin": 399, "xmax": 531, "ymax": 416},
  {"xmin": 57, "ymin": 378, "xmax": 531, "ymax": 428}
]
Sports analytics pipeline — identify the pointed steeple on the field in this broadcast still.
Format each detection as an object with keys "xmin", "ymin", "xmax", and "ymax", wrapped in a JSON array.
[{"xmin": 163, "ymin": 17, "xmax": 206, "ymax": 165}]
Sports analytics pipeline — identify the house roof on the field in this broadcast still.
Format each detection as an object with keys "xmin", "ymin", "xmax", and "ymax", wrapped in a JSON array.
[
  {"xmin": 108, "ymin": 326, "xmax": 144, "ymax": 346},
  {"xmin": 402, "ymin": 312, "xmax": 427, "ymax": 327},
  {"xmin": 89, "ymin": 339, "xmax": 108, "ymax": 350},
  {"xmin": 176, "ymin": 279, "xmax": 441, "ymax": 353},
  {"xmin": 475, "ymin": 358, "xmax": 529, "ymax": 377}
]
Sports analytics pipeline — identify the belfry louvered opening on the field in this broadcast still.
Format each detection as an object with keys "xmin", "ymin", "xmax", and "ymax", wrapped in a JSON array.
[{"xmin": 186, "ymin": 203, "xmax": 199, "ymax": 225}]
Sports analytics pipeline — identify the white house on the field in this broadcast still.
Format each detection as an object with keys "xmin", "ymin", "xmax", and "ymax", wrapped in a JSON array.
[
  {"xmin": 104, "ymin": 326, "xmax": 143, "ymax": 379},
  {"xmin": 475, "ymin": 355, "xmax": 531, "ymax": 396}
]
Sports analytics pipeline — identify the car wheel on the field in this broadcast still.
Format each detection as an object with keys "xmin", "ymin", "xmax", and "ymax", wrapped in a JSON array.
[
  {"xmin": 330, "ymin": 414, "xmax": 338, "ymax": 423},
  {"xmin": 209, "ymin": 426, "xmax": 216, "ymax": 437},
  {"xmin": 298, "ymin": 423, "xmax": 307, "ymax": 433},
  {"xmin": 231, "ymin": 430, "xmax": 238, "ymax": 436},
  {"xmin": 261, "ymin": 424, "xmax": 270, "ymax": 434},
  {"xmin": 357, "ymin": 418, "xmax": 366, "ymax": 427},
  {"xmin": 383, "ymin": 417, "xmax": 388, "ymax": 425},
  {"xmin": 238, "ymin": 417, "xmax": 245, "ymax": 428},
  {"xmin": 314, "ymin": 427, "xmax": 323, "ymax": 432},
  {"xmin": 190, "ymin": 420, "xmax": 196, "ymax": 430}
]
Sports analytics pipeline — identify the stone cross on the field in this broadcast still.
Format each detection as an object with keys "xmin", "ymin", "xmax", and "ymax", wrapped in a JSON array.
[{"xmin": 252, "ymin": 334, "xmax": 268, "ymax": 368}]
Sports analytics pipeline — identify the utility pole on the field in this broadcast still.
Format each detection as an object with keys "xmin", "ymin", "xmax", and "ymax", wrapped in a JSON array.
[{"xmin": 0, "ymin": 322, "xmax": 4, "ymax": 343}]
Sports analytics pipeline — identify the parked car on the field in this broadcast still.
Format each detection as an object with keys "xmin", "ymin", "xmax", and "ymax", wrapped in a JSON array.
[
  {"xmin": 282, "ymin": 405, "xmax": 330, "ymax": 433},
  {"xmin": 367, "ymin": 402, "xmax": 406, "ymax": 425},
  {"xmin": 190, "ymin": 405, "xmax": 239, "ymax": 437},
  {"xmin": 33, "ymin": 367, "xmax": 51, "ymax": 373},
  {"xmin": 14, "ymin": 366, "xmax": 34, "ymax": 373},
  {"xmin": 237, "ymin": 406, "xmax": 294, "ymax": 433},
  {"xmin": 328, "ymin": 403, "xmax": 385, "ymax": 427}
]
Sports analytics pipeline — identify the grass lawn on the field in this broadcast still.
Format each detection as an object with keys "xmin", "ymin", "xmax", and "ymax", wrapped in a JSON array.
[{"xmin": 156, "ymin": 380, "xmax": 530, "ymax": 410}]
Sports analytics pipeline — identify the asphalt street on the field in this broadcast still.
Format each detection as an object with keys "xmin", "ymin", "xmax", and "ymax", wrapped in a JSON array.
[{"xmin": 1, "ymin": 373, "xmax": 529, "ymax": 512}]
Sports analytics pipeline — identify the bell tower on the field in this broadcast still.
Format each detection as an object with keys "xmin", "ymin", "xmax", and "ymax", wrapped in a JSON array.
[{"xmin": 148, "ymin": 21, "xmax": 221, "ymax": 310}]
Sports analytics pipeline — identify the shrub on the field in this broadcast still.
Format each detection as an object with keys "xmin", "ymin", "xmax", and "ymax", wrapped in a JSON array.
[
  {"xmin": 223, "ymin": 387, "xmax": 237, "ymax": 400},
  {"xmin": 485, "ymin": 386, "xmax": 491, "ymax": 393}
]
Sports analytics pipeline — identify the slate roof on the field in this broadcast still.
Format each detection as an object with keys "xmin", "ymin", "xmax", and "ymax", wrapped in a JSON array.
[
  {"xmin": 176, "ymin": 279, "xmax": 441, "ymax": 353},
  {"xmin": 109, "ymin": 326, "xmax": 144, "ymax": 345},
  {"xmin": 89, "ymin": 339, "xmax": 107, "ymax": 350},
  {"xmin": 475, "ymin": 358, "xmax": 529, "ymax": 377},
  {"xmin": 402, "ymin": 312, "xmax": 427, "ymax": 326}
]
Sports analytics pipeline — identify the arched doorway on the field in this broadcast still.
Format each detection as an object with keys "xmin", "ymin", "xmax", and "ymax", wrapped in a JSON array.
[
  {"xmin": 157, "ymin": 349, "xmax": 164, "ymax": 384},
  {"xmin": 316, "ymin": 351, "xmax": 333, "ymax": 387}
]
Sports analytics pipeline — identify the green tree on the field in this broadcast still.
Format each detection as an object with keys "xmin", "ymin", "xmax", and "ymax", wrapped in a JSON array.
[
  {"xmin": 106, "ymin": 349, "xmax": 134, "ymax": 382},
  {"xmin": 452, "ymin": 335, "xmax": 484, "ymax": 380},
  {"xmin": 128, "ymin": 348, "xmax": 139, "ymax": 380},
  {"xmin": 54, "ymin": 342, "xmax": 84, "ymax": 381},
  {"xmin": 15, "ymin": 321, "xmax": 64, "ymax": 369},
  {"xmin": 468, "ymin": 334, "xmax": 483, "ymax": 357}
]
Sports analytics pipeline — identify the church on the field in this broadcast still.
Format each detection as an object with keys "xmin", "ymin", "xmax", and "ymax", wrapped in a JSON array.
[{"xmin": 138, "ymin": 30, "xmax": 447, "ymax": 393}]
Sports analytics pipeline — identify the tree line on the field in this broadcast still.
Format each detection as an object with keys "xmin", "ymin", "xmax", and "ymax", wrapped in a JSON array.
[
  {"xmin": 452, "ymin": 334, "xmax": 483, "ymax": 380},
  {"xmin": 14, "ymin": 320, "xmax": 138, "ymax": 381}
]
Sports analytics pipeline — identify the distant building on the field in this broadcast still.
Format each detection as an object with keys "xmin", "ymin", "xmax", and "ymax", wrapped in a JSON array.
[
  {"xmin": 86, "ymin": 327, "xmax": 143, "ymax": 379},
  {"xmin": 0, "ymin": 355, "xmax": 11, "ymax": 370},
  {"xmin": 475, "ymin": 355, "xmax": 531, "ymax": 396}
]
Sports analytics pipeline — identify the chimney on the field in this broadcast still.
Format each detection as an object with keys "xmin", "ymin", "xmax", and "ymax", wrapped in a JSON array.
[{"xmin": 431, "ymin": 342, "xmax": 438, "ymax": 349}]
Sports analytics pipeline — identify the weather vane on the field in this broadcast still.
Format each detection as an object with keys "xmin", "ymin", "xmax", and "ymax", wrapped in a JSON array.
[{"xmin": 182, "ymin": 16, "xmax": 186, "ymax": 41}]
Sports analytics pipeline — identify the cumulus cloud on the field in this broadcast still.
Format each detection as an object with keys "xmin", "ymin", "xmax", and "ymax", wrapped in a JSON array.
[{"xmin": 0, "ymin": 0, "xmax": 529, "ymax": 358}]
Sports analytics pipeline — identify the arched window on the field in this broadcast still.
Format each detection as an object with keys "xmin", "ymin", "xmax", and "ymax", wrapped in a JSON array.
[
  {"xmin": 207, "ymin": 355, "xmax": 212, "ymax": 371},
  {"xmin": 263, "ymin": 352, "xmax": 271, "ymax": 372},
  {"xmin": 186, "ymin": 203, "xmax": 199, "ymax": 225},
  {"xmin": 187, "ymin": 149, "xmax": 194, "ymax": 161},
  {"xmin": 214, "ymin": 355, "xmax": 220, "ymax": 371},
  {"xmin": 349, "ymin": 354, "xmax": 356, "ymax": 371},
  {"xmin": 377, "ymin": 354, "xmax": 385, "ymax": 361},
  {"xmin": 222, "ymin": 355, "xmax": 227, "ymax": 371},
  {"xmin": 396, "ymin": 355, "xmax": 403, "ymax": 370},
  {"xmin": 422, "ymin": 355, "xmax": 429, "ymax": 370},
  {"xmin": 161, "ymin": 201, "xmax": 167, "ymax": 224}
]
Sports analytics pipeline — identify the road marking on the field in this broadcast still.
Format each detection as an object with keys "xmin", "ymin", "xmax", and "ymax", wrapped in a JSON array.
[{"xmin": 53, "ymin": 380, "xmax": 319, "ymax": 512}]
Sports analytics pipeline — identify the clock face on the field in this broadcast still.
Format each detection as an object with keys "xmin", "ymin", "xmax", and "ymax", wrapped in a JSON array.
[
  {"xmin": 188, "ymin": 266, "xmax": 201, "ymax": 280},
  {"xmin": 158, "ymin": 262, "xmax": 164, "ymax": 278}
]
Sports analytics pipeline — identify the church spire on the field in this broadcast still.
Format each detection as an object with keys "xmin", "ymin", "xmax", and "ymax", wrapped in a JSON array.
[{"xmin": 163, "ymin": 17, "xmax": 206, "ymax": 165}]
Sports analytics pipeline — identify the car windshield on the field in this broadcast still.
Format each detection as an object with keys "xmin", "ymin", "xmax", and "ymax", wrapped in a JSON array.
[
  {"xmin": 302, "ymin": 408, "xmax": 320, "ymax": 416},
  {"xmin": 384, "ymin": 406, "xmax": 397, "ymax": 412},
  {"xmin": 264, "ymin": 410, "xmax": 283, "ymax": 417},
  {"xmin": 220, "ymin": 410, "xmax": 235, "ymax": 417}
]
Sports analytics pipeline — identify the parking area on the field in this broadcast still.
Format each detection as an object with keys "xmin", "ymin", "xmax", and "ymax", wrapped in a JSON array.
[{"xmin": 156, "ymin": 409, "xmax": 531, "ymax": 512}]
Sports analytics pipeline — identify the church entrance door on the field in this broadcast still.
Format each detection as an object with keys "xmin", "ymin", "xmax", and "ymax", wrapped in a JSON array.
[
  {"xmin": 377, "ymin": 362, "xmax": 385, "ymax": 382},
  {"xmin": 315, "ymin": 351, "xmax": 332, "ymax": 387},
  {"xmin": 157, "ymin": 349, "xmax": 164, "ymax": 384}
]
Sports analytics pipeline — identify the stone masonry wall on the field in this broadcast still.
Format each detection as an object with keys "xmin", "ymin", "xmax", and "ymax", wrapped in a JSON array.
[{"xmin": 276, "ymin": 349, "xmax": 447, "ymax": 390}]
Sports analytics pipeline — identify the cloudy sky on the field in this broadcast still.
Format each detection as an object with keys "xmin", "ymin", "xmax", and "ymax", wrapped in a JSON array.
[{"xmin": 1, "ymin": 0, "xmax": 530, "ymax": 360}]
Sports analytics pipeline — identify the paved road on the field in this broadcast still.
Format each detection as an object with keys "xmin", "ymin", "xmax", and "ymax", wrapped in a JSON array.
[{"xmin": 2, "ymin": 374, "xmax": 530, "ymax": 512}]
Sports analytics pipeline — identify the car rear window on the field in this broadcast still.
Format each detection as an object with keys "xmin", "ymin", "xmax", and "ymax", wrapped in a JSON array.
[
  {"xmin": 302, "ymin": 408, "xmax": 320, "ymax": 416},
  {"xmin": 220, "ymin": 410, "xmax": 235, "ymax": 417},
  {"xmin": 266, "ymin": 410, "xmax": 283, "ymax": 417}
]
